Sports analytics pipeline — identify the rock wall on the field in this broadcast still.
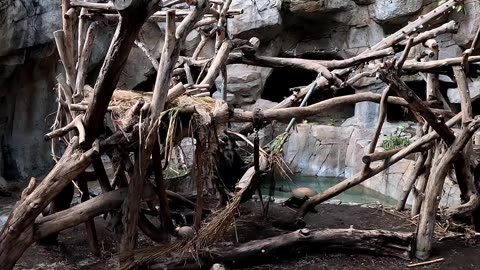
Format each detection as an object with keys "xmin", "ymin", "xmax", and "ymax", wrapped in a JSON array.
[
  {"xmin": 2, "ymin": 0, "xmax": 480, "ymax": 187},
  {"xmin": 0, "ymin": 0, "xmax": 62, "ymax": 180},
  {"xmin": 283, "ymin": 123, "xmax": 461, "ymax": 207}
]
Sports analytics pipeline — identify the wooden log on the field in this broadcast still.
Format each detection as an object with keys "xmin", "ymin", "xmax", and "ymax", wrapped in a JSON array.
[
  {"xmin": 396, "ymin": 148, "xmax": 427, "ymax": 211},
  {"xmin": 402, "ymin": 55, "xmax": 480, "ymax": 72},
  {"xmin": 54, "ymin": 31, "xmax": 76, "ymax": 91},
  {"xmin": 221, "ymin": 66, "xmax": 228, "ymax": 101},
  {"xmin": 119, "ymin": 11, "xmax": 179, "ymax": 261},
  {"xmin": 61, "ymin": 0, "xmax": 76, "ymax": 89},
  {"xmin": 91, "ymin": 155, "xmax": 113, "ymax": 193},
  {"xmin": 425, "ymin": 39, "xmax": 439, "ymax": 100},
  {"xmin": 397, "ymin": 37, "xmax": 414, "ymax": 70},
  {"xmin": 369, "ymin": 0, "xmax": 463, "ymax": 51},
  {"xmin": 77, "ymin": 7, "xmax": 89, "ymax": 64},
  {"xmin": 121, "ymin": 0, "xmax": 208, "ymax": 263},
  {"xmin": 228, "ymin": 47, "xmax": 394, "ymax": 71},
  {"xmin": 44, "ymin": 114, "xmax": 85, "ymax": 144},
  {"xmin": 411, "ymin": 142, "xmax": 434, "ymax": 216},
  {"xmin": 398, "ymin": 21, "xmax": 458, "ymax": 49},
  {"xmin": 380, "ymin": 67, "xmax": 473, "ymax": 202},
  {"xmin": 450, "ymin": 66, "xmax": 479, "ymax": 212},
  {"xmin": 135, "ymin": 39, "xmax": 159, "ymax": 70},
  {"xmin": 380, "ymin": 68, "xmax": 455, "ymax": 143},
  {"xmin": 362, "ymin": 86, "xmax": 391, "ymax": 172},
  {"xmin": 151, "ymin": 228, "xmax": 412, "ymax": 268},
  {"xmin": 215, "ymin": 0, "xmax": 232, "ymax": 50},
  {"xmin": 149, "ymin": 11, "xmax": 178, "ymax": 125},
  {"xmin": 44, "ymin": 114, "xmax": 86, "ymax": 144},
  {"xmin": 83, "ymin": 2, "xmax": 154, "ymax": 145},
  {"xmin": 362, "ymin": 143, "xmax": 431, "ymax": 165},
  {"xmin": 453, "ymin": 66, "xmax": 473, "ymax": 124},
  {"xmin": 230, "ymin": 93, "xmax": 450, "ymax": 123},
  {"xmin": 35, "ymin": 188, "xmax": 127, "ymax": 240},
  {"xmin": 415, "ymin": 116, "xmax": 480, "ymax": 260},
  {"xmin": 0, "ymin": 137, "xmax": 98, "ymax": 270},
  {"xmin": 75, "ymin": 22, "xmax": 98, "ymax": 103},
  {"xmin": 193, "ymin": 131, "xmax": 207, "ymax": 230},
  {"xmin": 120, "ymin": 150, "xmax": 145, "ymax": 263},
  {"xmin": 152, "ymin": 143, "xmax": 175, "ymax": 234},
  {"xmin": 76, "ymin": 175, "xmax": 101, "ymax": 256},
  {"xmin": 70, "ymin": 1, "xmax": 116, "ymax": 11},
  {"xmin": 210, "ymin": 228, "xmax": 412, "ymax": 261},
  {"xmin": 38, "ymin": 181, "xmax": 74, "ymax": 245},
  {"xmin": 199, "ymin": 40, "xmax": 232, "ymax": 87}
]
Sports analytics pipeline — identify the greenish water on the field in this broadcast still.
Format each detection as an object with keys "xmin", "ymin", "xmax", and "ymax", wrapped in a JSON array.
[{"xmin": 261, "ymin": 176, "xmax": 398, "ymax": 207}]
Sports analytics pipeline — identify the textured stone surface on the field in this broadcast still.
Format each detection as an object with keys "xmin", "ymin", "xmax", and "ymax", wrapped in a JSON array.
[
  {"xmin": 282, "ymin": 123, "xmax": 461, "ymax": 207},
  {"xmin": 214, "ymin": 64, "xmax": 272, "ymax": 106},
  {"xmin": 0, "ymin": 0, "xmax": 61, "ymax": 57},
  {"xmin": 241, "ymin": 98, "xmax": 278, "ymax": 111},
  {"xmin": 0, "ymin": 47, "xmax": 59, "ymax": 179},
  {"xmin": 283, "ymin": 124, "xmax": 355, "ymax": 177},
  {"xmin": 0, "ymin": 0, "xmax": 61, "ymax": 179},
  {"xmin": 447, "ymin": 78, "xmax": 480, "ymax": 103},
  {"xmin": 118, "ymin": 22, "xmax": 163, "ymax": 89},
  {"xmin": 227, "ymin": 0, "xmax": 282, "ymax": 40},
  {"xmin": 371, "ymin": 0, "xmax": 424, "ymax": 24},
  {"xmin": 287, "ymin": 0, "xmax": 355, "ymax": 16},
  {"xmin": 452, "ymin": 0, "xmax": 480, "ymax": 47}
]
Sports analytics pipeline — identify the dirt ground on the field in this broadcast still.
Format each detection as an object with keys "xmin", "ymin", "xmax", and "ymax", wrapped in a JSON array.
[{"xmin": 9, "ymin": 200, "xmax": 480, "ymax": 270}]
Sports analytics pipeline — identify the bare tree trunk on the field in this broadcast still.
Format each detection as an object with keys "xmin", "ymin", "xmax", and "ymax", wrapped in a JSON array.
[
  {"xmin": 416, "ymin": 117, "xmax": 480, "ymax": 259},
  {"xmin": 0, "ymin": 138, "xmax": 97, "ymax": 270}
]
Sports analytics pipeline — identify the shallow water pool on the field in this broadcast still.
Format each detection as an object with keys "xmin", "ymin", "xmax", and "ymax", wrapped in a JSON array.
[{"xmin": 261, "ymin": 175, "xmax": 398, "ymax": 207}]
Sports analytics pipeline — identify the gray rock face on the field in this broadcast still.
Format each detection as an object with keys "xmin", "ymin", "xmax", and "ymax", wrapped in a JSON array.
[
  {"xmin": 447, "ymin": 78, "xmax": 480, "ymax": 104},
  {"xmin": 214, "ymin": 64, "xmax": 272, "ymax": 106},
  {"xmin": 283, "ymin": 124, "xmax": 355, "ymax": 177},
  {"xmin": 118, "ymin": 22, "xmax": 164, "ymax": 89},
  {"xmin": 282, "ymin": 123, "xmax": 460, "ymax": 207},
  {"xmin": 451, "ymin": 0, "xmax": 480, "ymax": 47},
  {"xmin": 370, "ymin": 0, "xmax": 423, "ymax": 24},
  {"xmin": 0, "ymin": 0, "xmax": 61, "ymax": 57},
  {"xmin": 227, "ymin": 0, "xmax": 282, "ymax": 40},
  {"xmin": 0, "ymin": 47, "xmax": 59, "ymax": 179},
  {"xmin": 287, "ymin": 0, "xmax": 355, "ymax": 17},
  {"xmin": 0, "ymin": 0, "xmax": 61, "ymax": 179}
]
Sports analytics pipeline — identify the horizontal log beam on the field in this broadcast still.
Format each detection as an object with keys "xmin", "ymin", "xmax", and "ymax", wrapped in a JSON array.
[
  {"xmin": 147, "ymin": 229, "xmax": 413, "ymax": 268},
  {"xmin": 229, "ymin": 92, "xmax": 451, "ymax": 123},
  {"xmin": 35, "ymin": 189, "xmax": 127, "ymax": 240},
  {"xmin": 362, "ymin": 143, "xmax": 432, "ymax": 165},
  {"xmin": 228, "ymin": 47, "xmax": 395, "ymax": 71}
]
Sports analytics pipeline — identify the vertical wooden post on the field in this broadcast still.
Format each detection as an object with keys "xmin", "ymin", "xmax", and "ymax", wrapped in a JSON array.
[{"xmin": 415, "ymin": 118, "xmax": 480, "ymax": 259}]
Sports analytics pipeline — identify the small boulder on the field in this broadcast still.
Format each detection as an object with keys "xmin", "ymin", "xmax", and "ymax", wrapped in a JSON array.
[
  {"xmin": 0, "ymin": 176, "xmax": 10, "ymax": 197},
  {"xmin": 211, "ymin": 263, "xmax": 226, "ymax": 270},
  {"xmin": 292, "ymin": 187, "xmax": 317, "ymax": 199},
  {"xmin": 176, "ymin": 226, "xmax": 195, "ymax": 239}
]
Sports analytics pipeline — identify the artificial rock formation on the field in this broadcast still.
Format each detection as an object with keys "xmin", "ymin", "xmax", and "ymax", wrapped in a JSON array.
[
  {"xmin": 2, "ymin": 1, "xmax": 480, "ymax": 270},
  {"xmin": 0, "ymin": 0, "xmax": 61, "ymax": 179}
]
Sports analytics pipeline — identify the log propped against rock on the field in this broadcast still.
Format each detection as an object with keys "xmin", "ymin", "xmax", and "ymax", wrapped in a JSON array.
[{"xmin": 3, "ymin": 0, "xmax": 480, "ymax": 269}]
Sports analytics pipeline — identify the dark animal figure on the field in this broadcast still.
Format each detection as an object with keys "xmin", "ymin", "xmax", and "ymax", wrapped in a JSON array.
[
  {"xmin": 282, "ymin": 187, "xmax": 318, "ymax": 213},
  {"xmin": 215, "ymin": 133, "xmax": 248, "ymax": 205}
]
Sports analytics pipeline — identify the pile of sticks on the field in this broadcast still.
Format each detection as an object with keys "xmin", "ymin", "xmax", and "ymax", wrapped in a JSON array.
[{"xmin": 1, "ymin": 0, "xmax": 480, "ymax": 269}]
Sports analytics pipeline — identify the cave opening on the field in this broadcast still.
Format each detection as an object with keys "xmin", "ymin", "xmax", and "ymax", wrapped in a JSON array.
[
  {"xmin": 262, "ymin": 54, "xmax": 355, "ymax": 125},
  {"xmin": 386, "ymin": 81, "xmax": 427, "ymax": 122},
  {"xmin": 262, "ymin": 67, "xmax": 318, "ymax": 102}
]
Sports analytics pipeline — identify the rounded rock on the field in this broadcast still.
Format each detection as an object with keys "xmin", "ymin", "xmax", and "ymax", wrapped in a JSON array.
[
  {"xmin": 176, "ymin": 226, "xmax": 195, "ymax": 239},
  {"xmin": 292, "ymin": 187, "xmax": 317, "ymax": 199}
]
